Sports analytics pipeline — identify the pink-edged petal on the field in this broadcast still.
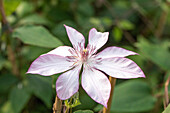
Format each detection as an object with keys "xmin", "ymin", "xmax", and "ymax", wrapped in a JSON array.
[
  {"xmin": 81, "ymin": 65, "xmax": 111, "ymax": 108},
  {"xmin": 88, "ymin": 28, "xmax": 109, "ymax": 54},
  {"xmin": 96, "ymin": 46, "xmax": 138, "ymax": 59},
  {"xmin": 64, "ymin": 25, "xmax": 85, "ymax": 51},
  {"xmin": 93, "ymin": 57, "xmax": 145, "ymax": 79},
  {"xmin": 56, "ymin": 65, "xmax": 82, "ymax": 100},
  {"xmin": 46, "ymin": 46, "xmax": 74, "ymax": 57},
  {"xmin": 27, "ymin": 54, "xmax": 74, "ymax": 76}
]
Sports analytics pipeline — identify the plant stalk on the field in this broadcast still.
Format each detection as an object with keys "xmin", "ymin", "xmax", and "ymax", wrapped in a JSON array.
[
  {"xmin": 0, "ymin": 0, "xmax": 20, "ymax": 77},
  {"xmin": 103, "ymin": 77, "xmax": 116, "ymax": 113},
  {"xmin": 53, "ymin": 95, "xmax": 62, "ymax": 113},
  {"xmin": 164, "ymin": 76, "xmax": 170, "ymax": 109}
]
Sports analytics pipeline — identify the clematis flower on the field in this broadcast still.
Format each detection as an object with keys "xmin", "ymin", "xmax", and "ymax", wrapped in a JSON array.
[{"xmin": 27, "ymin": 25, "xmax": 145, "ymax": 107}]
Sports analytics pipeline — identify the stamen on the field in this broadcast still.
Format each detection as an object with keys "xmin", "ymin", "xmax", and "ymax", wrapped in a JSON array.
[{"xmin": 83, "ymin": 49, "xmax": 88, "ymax": 53}]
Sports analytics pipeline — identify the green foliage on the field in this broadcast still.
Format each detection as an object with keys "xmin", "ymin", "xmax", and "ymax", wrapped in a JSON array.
[
  {"xmin": 26, "ymin": 75, "xmax": 53, "ymax": 108},
  {"xmin": 65, "ymin": 92, "xmax": 81, "ymax": 108},
  {"xmin": 9, "ymin": 85, "xmax": 31, "ymax": 113},
  {"xmin": 15, "ymin": 1, "xmax": 34, "ymax": 18},
  {"xmin": 0, "ymin": 0, "xmax": 21, "ymax": 19},
  {"xmin": 0, "ymin": 0, "xmax": 170, "ymax": 112},
  {"xmin": 73, "ymin": 87, "xmax": 97, "ymax": 110},
  {"xmin": 74, "ymin": 110, "xmax": 94, "ymax": 113},
  {"xmin": 111, "ymin": 80, "xmax": 157, "ymax": 112},
  {"xmin": 112, "ymin": 27, "xmax": 123, "ymax": 42},
  {"xmin": 136, "ymin": 37, "xmax": 170, "ymax": 71},
  {"xmin": 0, "ymin": 74, "xmax": 18, "ymax": 94},
  {"xmin": 0, "ymin": 56, "xmax": 6, "ymax": 70},
  {"xmin": 163, "ymin": 104, "xmax": 170, "ymax": 113},
  {"xmin": 12, "ymin": 25, "xmax": 63, "ymax": 48},
  {"xmin": 18, "ymin": 14, "xmax": 51, "ymax": 26},
  {"xmin": 118, "ymin": 20, "xmax": 135, "ymax": 30},
  {"xmin": 93, "ymin": 104, "xmax": 103, "ymax": 112},
  {"xmin": 0, "ymin": 101, "xmax": 14, "ymax": 113}
]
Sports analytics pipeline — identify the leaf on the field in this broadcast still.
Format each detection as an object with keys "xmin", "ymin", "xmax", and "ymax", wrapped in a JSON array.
[
  {"xmin": 15, "ymin": 1, "xmax": 34, "ymax": 18},
  {"xmin": 77, "ymin": 2, "xmax": 94, "ymax": 17},
  {"xmin": 136, "ymin": 37, "xmax": 170, "ymax": 71},
  {"xmin": 26, "ymin": 75, "xmax": 53, "ymax": 108},
  {"xmin": 52, "ymin": 20, "xmax": 76, "ymax": 45},
  {"xmin": 112, "ymin": 27, "xmax": 123, "ymax": 42},
  {"xmin": 111, "ymin": 80, "xmax": 157, "ymax": 112},
  {"xmin": 0, "ymin": 101, "xmax": 14, "ymax": 113},
  {"xmin": 9, "ymin": 85, "xmax": 31, "ymax": 113},
  {"xmin": 0, "ymin": 56, "xmax": 6, "ymax": 70},
  {"xmin": 12, "ymin": 25, "xmax": 63, "ymax": 48},
  {"xmin": 74, "ymin": 110, "xmax": 94, "ymax": 113},
  {"xmin": 163, "ymin": 104, "xmax": 170, "ymax": 113},
  {"xmin": 0, "ymin": 0, "xmax": 21, "ymax": 19},
  {"xmin": 65, "ymin": 92, "xmax": 81, "ymax": 108},
  {"xmin": 19, "ymin": 14, "xmax": 51, "ymax": 26},
  {"xmin": 73, "ymin": 87, "xmax": 97, "ymax": 110},
  {"xmin": 0, "ymin": 74, "xmax": 18, "ymax": 94},
  {"xmin": 118, "ymin": 20, "xmax": 135, "ymax": 30},
  {"xmin": 21, "ymin": 46, "xmax": 50, "ymax": 61},
  {"xmin": 93, "ymin": 104, "xmax": 103, "ymax": 112}
]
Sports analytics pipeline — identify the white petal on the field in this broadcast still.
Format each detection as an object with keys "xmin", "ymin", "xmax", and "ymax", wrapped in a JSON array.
[
  {"xmin": 47, "ymin": 46, "xmax": 74, "ymax": 57},
  {"xmin": 56, "ymin": 65, "xmax": 81, "ymax": 100},
  {"xmin": 64, "ymin": 25, "xmax": 85, "ymax": 51},
  {"xmin": 93, "ymin": 57, "xmax": 145, "ymax": 79},
  {"xmin": 96, "ymin": 46, "xmax": 138, "ymax": 59},
  {"xmin": 27, "ymin": 54, "xmax": 74, "ymax": 76},
  {"xmin": 88, "ymin": 28, "xmax": 109, "ymax": 54},
  {"xmin": 81, "ymin": 66, "xmax": 111, "ymax": 108}
]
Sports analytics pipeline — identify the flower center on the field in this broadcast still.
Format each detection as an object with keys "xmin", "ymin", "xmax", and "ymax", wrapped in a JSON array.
[{"xmin": 81, "ymin": 49, "xmax": 89, "ymax": 62}]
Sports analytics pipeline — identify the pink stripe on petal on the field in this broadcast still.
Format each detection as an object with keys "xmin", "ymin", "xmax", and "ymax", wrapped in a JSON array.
[
  {"xmin": 88, "ymin": 28, "xmax": 109, "ymax": 54},
  {"xmin": 56, "ymin": 65, "xmax": 82, "ymax": 100},
  {"xmin": 46, "ymin": 46, "xmax": 74, "ymax": 57},
  {"xmin": 64, "ymin": 25, "xmax": 85, "ymax": 51},
  {"xmin": 94, "ymin": 57, "xmax": 145, "ymax": 79},
  {"xmin": 96, "ymin": 46, "xmax": 138, "ymax": 59},
  {"xmin": 81, "ymin": 65, "xmax": 111, "ymax": 108},
  {"xmin": 27, "ymin": 54, "xmax": 74, "ymax": 76}
]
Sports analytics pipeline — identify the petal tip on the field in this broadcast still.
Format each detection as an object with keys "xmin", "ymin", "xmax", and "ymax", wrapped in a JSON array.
[
  {"xmin": 63, "ymin": 24, "xmax": 67, "ymax": 27},
  {"xmin": 90, "ymin": 28, "xmax": 97, "ymax": 31}
]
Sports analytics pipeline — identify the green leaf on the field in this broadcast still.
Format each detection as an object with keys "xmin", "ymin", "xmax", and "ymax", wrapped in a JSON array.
[
  {"xmin": 26, "ymin": 75, "xmax": 53, "ymax": 108},
  {"xmin": 112, "ymin": 27, "xmax": 123, "ymax": 42},
  {"xmin": 0, "ymin": 74, "xmax": 18, "ymax": 94},
  {"xmin": 163, "ymin": 104, "xmax": 170, "ymax": 113},
  {"xmin": 21, "ymin": 46, "xmax": 51, "ymax": 61},
  {"xmin": 74, "ymin": 110, "xmax": 94, "ymax": 113},
  {"xmin": 0, "ymin": 101, "xmax": 14, "ymax": 113},
  {"xmin": 73, "ymin": 87, "xmax": 97, "ymax": 110},
  {"xmin": 19, "ymin": 14, "xmax": 51, "ymax": 26},
  {"xmin": 118, "ymin": 20, "xmax": 135, "ymax": 30},
  {"xmin": 111, "ymin": 80, "xmax": 157, "ymax": 112},
  {"xmin": 0, "ymin": 0, "xmax": 21, "ymax": 19},
  {"xmin": 9, "ymin": 85, "xmax": 31, "ymax": 113},
  {"xmin": 136, "ymin": 37, "xmax": 170, "ymax": 71},
  {"xmin": 0, "ymin": 56, "xmax": 6, "ymax": 70},
  {"xmin": 93, "ymin": 104, "xmax": 103, "ymax": 112},
  {"xmin": 15, "ymin": 1, "xmax": 34, "ymax": 18},
  {"xmin": 52, "ymin": 20, "xmax": 76, "ymax": 45},
  {"xmin": 12, "ymin": 25, "xmax": 63, "ymax": 48},
  {"xmin": 65, "ymin": 92, "xmax": 81, "ymax": 108},
  {"xmin": 77, "ymin": 2, "xmax": 94, "ymax": 17}
]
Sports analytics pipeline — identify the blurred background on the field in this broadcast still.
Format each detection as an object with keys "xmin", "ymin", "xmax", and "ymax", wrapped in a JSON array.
[{"xmin": 0, "ymin": 0, "xmax": 170, "ymax": 113}]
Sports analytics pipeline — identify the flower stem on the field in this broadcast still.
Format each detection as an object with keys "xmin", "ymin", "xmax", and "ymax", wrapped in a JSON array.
[
  {"xmin": 164, "ymin": 76, "xmax": 170, "ymax": 109},
  {"xmin": 0, "ymin": 0, "xmax": 20, "ymax": 77},
  {"xmin": 53, "ymin": 95, "xmax": 62, "ymax": 113},
  {"xmin": 103, "ymin": 77, "xmax": 116, "ymax": 113}
]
